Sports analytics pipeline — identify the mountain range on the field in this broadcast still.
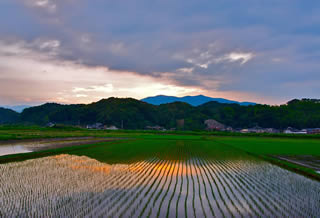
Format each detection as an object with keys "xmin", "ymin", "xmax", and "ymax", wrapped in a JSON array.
[
  {"xmin": 1, "ymin": 95, "xmax": 254, "ymax": 113},
  {"xmin": 1, "ymin": 97, "xmax": 320, "ymax": 130},
  {"xmin": 141, "ymin": 95, "xmax": 256, "ymax": 106}
]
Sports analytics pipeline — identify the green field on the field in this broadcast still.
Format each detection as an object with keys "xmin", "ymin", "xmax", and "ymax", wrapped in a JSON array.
[
  {"xmin": 213, "ymin": 136, "xmax": 320, "ymax": 155},
  {"xmin": 1, "ymin": 127, "xmax": 320, "ymax": 177},
  {"xmin": 1, "ymin": 127, "xmax": 320, "ymax": 217}
]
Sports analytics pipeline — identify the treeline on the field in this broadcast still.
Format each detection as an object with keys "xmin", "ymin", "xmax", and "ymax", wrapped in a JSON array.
[{"xmin": 1, "ymin": 98, "xmax": 320, "ymax": 130}]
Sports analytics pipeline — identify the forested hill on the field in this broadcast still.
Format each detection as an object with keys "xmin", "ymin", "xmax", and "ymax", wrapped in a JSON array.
[
  {"xmin": 0, "ymin": 108, "xmax": 20, "ymax": 124},
  {"xmin": 2, "ymin": 98, "xmax": 320, "ymax": 130}
]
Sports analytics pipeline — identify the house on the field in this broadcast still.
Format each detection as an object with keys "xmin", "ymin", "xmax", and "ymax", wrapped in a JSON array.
[
  {"xmin": 264, "ymin": 128, "xmax": 280, "ymax": 134},
  {"xmin": 46, "ymin": 122, "xmax": 55, "ymax": 128},
  {"xmin": 86, "ymin": 123, "xmax": 104, "ymax": 129},
  {"xmin": 306, "ymin": 128, "xmax": 320, "ymax": 134},
  {"xmin": 204, "ymin": 119, "xmax": 225, "ymax": 131},
  {"xmin": 284, "ymin": 127, "xmax": 307, "ymax": 134},
  {"xmin": 240, "ymin": 126, "xmax": 279, "ymax": 133},
  {"xmin": 225, "ymin": 126, "xmax": 233, "ymax": 132},
  {"xmin": 248, "ymin": 126, "xmax": 265, "ymax": 133},
  {"xmin": 240, "ymin": 129, "xmax": 249, "ymax": 133}
]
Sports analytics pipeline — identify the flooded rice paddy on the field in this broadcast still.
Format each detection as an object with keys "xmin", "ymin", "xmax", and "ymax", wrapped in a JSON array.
[
  {"xmin": 1, "ymin": 152, "xmax": 320, "ymax": 217},
  {"xmin": 0, "ymin": 137, "xmax": 118, "ymax": 156},
  {"xmin": 0, "ymin": 145, "xmax": 32, "ymax": 156}
]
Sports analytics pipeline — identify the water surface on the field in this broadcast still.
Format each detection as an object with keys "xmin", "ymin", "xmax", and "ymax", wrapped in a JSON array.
[
  {"xmin": 1, "ymin": 154, "xmax": 319, "ymax": 217},
  {"xmin": 0, "ymin": 145, "xmax": 32, "ymax": 156}
]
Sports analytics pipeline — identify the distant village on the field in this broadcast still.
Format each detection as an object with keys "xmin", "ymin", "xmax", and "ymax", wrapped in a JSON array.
[
  {"xmin": 47, "ymin": 118, "xmax": 320, "ymax": 135},
  {"xmin": 202, "ymin": 119, "xmax": 320, "ymax": 134}
]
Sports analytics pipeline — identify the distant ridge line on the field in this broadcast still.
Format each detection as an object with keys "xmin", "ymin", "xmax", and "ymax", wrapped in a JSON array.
[{"xmin": 141, "ymin": 95, "xmax": 256, "ymax": 106}]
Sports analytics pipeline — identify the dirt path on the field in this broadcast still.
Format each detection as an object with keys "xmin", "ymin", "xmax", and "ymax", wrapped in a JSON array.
[{"xmin": 273, "ymin": 155, "xmax": 320, "ymax": 171}]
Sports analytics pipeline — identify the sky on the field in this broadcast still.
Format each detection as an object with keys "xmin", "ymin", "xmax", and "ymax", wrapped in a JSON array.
[{"xmin": 0, "ymin": 0, "xmax": 320, "ymax": 106}]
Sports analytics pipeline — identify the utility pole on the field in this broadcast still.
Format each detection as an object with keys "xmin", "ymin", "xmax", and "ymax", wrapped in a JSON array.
[{"xmin": 121, "ymin": 120, "xmax": 123, "ymax": 129}]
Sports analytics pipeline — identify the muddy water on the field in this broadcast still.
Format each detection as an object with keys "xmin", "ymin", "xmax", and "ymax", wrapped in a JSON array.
[{"xmin": 1, "ymin": 154, "xmax": 320, "ymax": 217}]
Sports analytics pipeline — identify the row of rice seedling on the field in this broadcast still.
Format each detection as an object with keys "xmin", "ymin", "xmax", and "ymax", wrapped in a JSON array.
[
  {"xmin": 115, "ymin": 159, "xmax": 169, "ymax": 217},
  {"xmin": 165, "ymin": 159, "xmax": 180, "ymax": 218},
  {"xmin": 218, "ymin": 158, "xmax": 320, "ymax": 217},
  {"xmin": 218, "ymin": 159, "xmax": 292, "ymax": 217},
  {"xmin": 195, "ymin": 157, "xmax": 223, "ymax": 217},
  {"xmin": 208, "ymin": 159, "xmax": 261, "ymax": 217},
  {"xmin": 183, "ymin": 158, "xmax": 190, "ymax": 218},
  {"xmin": 149, "ymin": 161, "xmax": 174, "ymax": 217},
  {"xmin": 238, "ymin": 160, "xmax": 320, "ymax": 216},
  {"xmin": 152, "ymin": 159, "xmax": 177, "ymax": 218},
  {"xmin": 201, "ymin": 158, "xmax": 251, "ymax": 217},
  {"xmin": 145, "ymin": 161, "xmax": 175, "ymax": 217},
  {"xmin": 137, "ymin": 160, "xmax": 172, "ymax": 217},
  {"xmin": 208, "ymin": 159, "xmax": 267, "ymax": 217},
  {"xmin": 155, "ymin": 156, "xmax": 182, "ymax": 217},
  {"xmin": 117, "ymin": 159, "xmax": 167, "ymax": 217},
  {"xmin": 189, "ymin": 157, "xmax": 198, "ymax": 217},
  {"xmin": 54, "ymin": 157, "xmax": 151, "ymax": 217},
  {"xmin": 172, "ymin": 147, "xmax": 186, "ymax": 218},
  {"xmin": 192, "ymin": 157, "xmax": 209, "ymax": 218},
  {"xmin": 197, "ymin": 157, "xmax": 234, "ymax": 217},
  {"xmin": 227, "ymin": 160, "xmax": 303, "ymax": 216},
  {"xmin": 76, "ymin": 159, "xmax": 155, "ymax": 217},
  {"xmin": 176, "ymin": 160, "xmax": 186, "ymax": 218},
  {"xmin": 203, "ymin": 158, "xmax": 241, "ymax": 217},
  {"xmin": 1, "ymin": 148, "xmax": 320, "ymax": 217},
  {"xmin": 228, "ymin": 160, "xmax": 290, "ymax": 215},
  {"xmin": 0, "ymin": 155, "xmax": 129, "ymax": 216},
  {"xmin": 105, "ymin": 158, "xmax": 164, "ymax": 217}
]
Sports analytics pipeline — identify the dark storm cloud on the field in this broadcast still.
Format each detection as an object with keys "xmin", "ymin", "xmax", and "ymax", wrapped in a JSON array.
[{"xmin": 1, "ymin": 0, "xmax": 320, "ymax": 104}]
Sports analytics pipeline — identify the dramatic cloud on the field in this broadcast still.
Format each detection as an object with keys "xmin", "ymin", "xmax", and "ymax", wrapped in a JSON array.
[
  {"xmin": 0, "ymin": 39, "xmax": 202, "ymax": 105},
  {"xmin": 1, "ymin": 0, "xmax": 320, "ymax": 105}
]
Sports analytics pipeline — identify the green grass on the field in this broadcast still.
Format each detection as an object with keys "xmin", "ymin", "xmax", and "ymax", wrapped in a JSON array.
[
  {"xmin": 0, "ymin": 137, "xmax": 251, "ymax": 165},
  {"xmin": 213, "ymin": 136, "xmax": 320, "ymax": 155}
]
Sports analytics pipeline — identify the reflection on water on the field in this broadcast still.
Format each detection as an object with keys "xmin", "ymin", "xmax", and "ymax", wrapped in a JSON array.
[
  {"xmin": 1, "ymin": 154, "xmax": 320, "ymax": 218},
  {"xmin": 0, "ymin": 145, "xmax": 32, "ymax": 156},
  {"xmin": 0, "ymin": 137, "xmax": 117, "ymax": 157}
]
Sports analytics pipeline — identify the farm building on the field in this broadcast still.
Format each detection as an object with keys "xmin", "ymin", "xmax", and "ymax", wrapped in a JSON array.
[{"xmin": 284, "ymin": 127, "xmax": 307, "ymax": 134}]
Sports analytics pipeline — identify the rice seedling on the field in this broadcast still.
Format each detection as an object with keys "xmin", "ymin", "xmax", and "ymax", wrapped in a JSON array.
[{"xmin": 1, "ymin": 139, "xmax": 320, "ymax": 218}]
